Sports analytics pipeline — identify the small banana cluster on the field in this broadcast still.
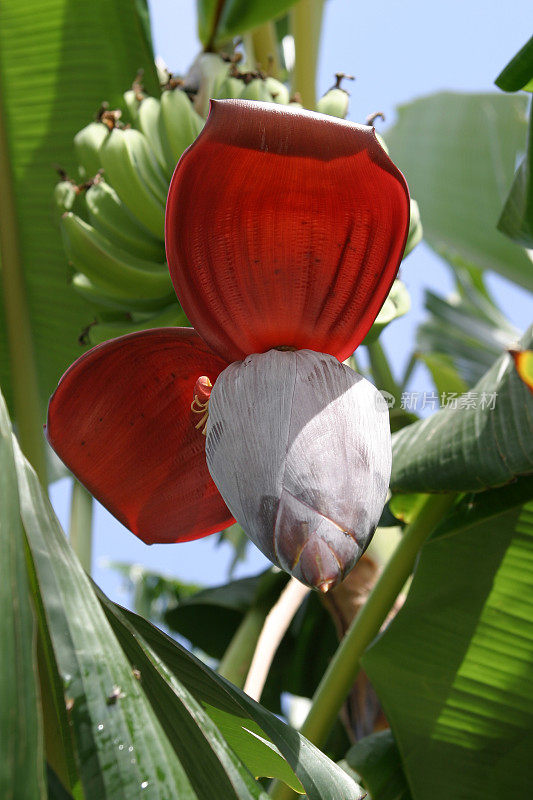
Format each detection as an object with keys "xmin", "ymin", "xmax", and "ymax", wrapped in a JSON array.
[
  {"xmin": 55, "ymin": 75, "xmax": 204, "ymax": 345},
  {"xmin": 55, "ymin": 58, "xmax": 421, "ymax": 347}
]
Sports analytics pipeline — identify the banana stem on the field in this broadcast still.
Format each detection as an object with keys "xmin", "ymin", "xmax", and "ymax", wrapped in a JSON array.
[
  {"xmin": 218, "ymin": 603, "xmax": 271, "ymax": 688},
  {"xmin": 244, "ymin": 578, "xmax": 309, "ymax": 700},
  {"xmin": 366, "ymin": 339, "xmax": 401, "ymax": 399},
  {"xmin": 290, "ymin": 0, "xmax": 325, "ymax": 108},
  {"xmin": 0, "ymin": 80, "xmax": 46, "ymax": 484},
  {"xmin": 242, "ymin": 33, "xmax": 257, "ymax": 72},
  {"xmin": 69, "ymin": 480, "xmax": 93, "ymax": 574},
  {"xmin": 251, "ymin": 22, "xmax": 282, "ymax": 78},
  {"xmin": 270, "ymin": 492, "xmax": 456, "ymax": 800}
]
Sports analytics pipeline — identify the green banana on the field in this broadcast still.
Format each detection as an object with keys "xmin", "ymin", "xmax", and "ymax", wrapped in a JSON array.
[
  {"xmin": 137, "ymin": 95, "xmax": 171, "ymax": 175},
  {"xmin": 61, "ymin": 212, "xmax": 173, "ymax": 301},
  {"xmin": 159, "ymin": 87, "xmax": 204, "ymax": 168},
  {"xmin": 193, "ymin": 54, "xmax": 232, "ymax": 117},
  {"xmin": 316, "ymin": 73, "xmax": 355, "ymax": 119},
  {"xmin": 317, "ymin": 87, "xmax": 350, "ymax": 118},
  {"xmin": 240, "ymin": 78, "xmax": 273, "ymax": 102},
  {"xmin": 123, "ymin": 88, "xmax": 141, "ymax": 123},
  {"xmin": 264, "ymin": 77, "xmax": 290, "ymax": 104},
  {"xmin": 215, "ymin": 75, "xmax": 244, "ymax": 99},
  {"xmin": 85, "ymin": 303, "xmax": 189, "ymax": 345},
  {"xmin": 85, "ymin": 179, "xmax": 165, "ymax": 261},
  {"xmin": 54, "ymin": 181, "xmax": 78, "ymax": 215},
  {"xmin": 72, "ymin": 273, "xmax": 174, "ymax": 312},
  {"xmin": 74, "ymin": 121, "xmax": 108, "ymax": 178},
  {"xmin": 99, "ymin": 127, "xmax": 166, "ymax": 238}
]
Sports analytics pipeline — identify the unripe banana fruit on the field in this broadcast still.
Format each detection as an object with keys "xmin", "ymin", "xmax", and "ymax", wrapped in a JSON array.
[
  {"xmin": 240, "ymin": 78, "xmax": 274, "ymax": 102},
  {"xmin": 85, "ymin": 304, "xmax": 189, "ymax": 346},
  {"xmin": 137, "ymin": 95, "xmax": 170, "ymax": 174},
  {"xmin": 61, "ymin": 212, "xmax": 173, "ymax": 304},
  {"xmin": 264, "ymin": 77, "xmax": 290, "ymax": 104},
  {"xmin": 74, "ymin": 121, "xmax": 108, "ymax": 178},
  {"xmin": 54, "ymin": 181, "xmax": 78, "ymax": 215},
  {"xmin": 216, "ymin": 75, "xmax": 244, "ymax": 99},
  {"xmin": 317, "ymin": 87, "xmax": 349, "ymax": 118},
  {"xmin": 160, "ymin": 87, "xmax": 204, "ymax": 167},
  {"xmin": 316, "ymin": 73, "xmax": 354, "ymax": 119},
  {"xmin": 85, "ymin": 179, "xmax": 165, "ymax": 261},
  {"xmin": 99, "ymin": 127, "xmax": 166, "ymax": 238}
]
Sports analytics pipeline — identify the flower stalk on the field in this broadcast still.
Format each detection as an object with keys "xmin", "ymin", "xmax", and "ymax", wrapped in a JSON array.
[
  {"xmin": 218, "ymin": 603, "xmax": 270, "ymax": 688},
  {"xmin": 290, "ymin": 0, "xmax": 325, "ymax": 108},
  {"xmin": 270, "ymin": 491, "xmax": 456, "ymax": 800},
  {"xmin": 69, "ymin": 480, "xmax": 93, "ymax": 573},
  {"xmin": 366, "ymin": 339, "xmax": 401, "ymax": 399}
]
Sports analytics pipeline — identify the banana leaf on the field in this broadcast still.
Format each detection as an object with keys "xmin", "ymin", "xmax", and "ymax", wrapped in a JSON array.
[
  {"xmin": 391, "ymin": 325, "xmax": 533, "ymax": 492},
  {"xmin": 495, "ymin": 35, "xmax": 533, "ymax": 92},
  {"xmin": 384, "ymin": 92, "xmax": 532, "ymax": 291},
  {"xmin": 0, "ymin": 392, "xmax": 45, "ymax": 798},
  {"xmin": 343, "ymin": 730, "xmax": 412, "ymax": 800},
  {"xmin": 497, "ymin": 101, "xmax": 533, "ymax": 248},
  {"xmin": 1, "ymin": 383, "xmax": 362, "ymax": 799},
  {"xmin": 0, "ymin": 0, "xmax": 158, "ymax": 476},
  {"xmin": 197, "ymin": 0, "xmax": 298, "ymax": 47},
  {"xmin": 363, "ymin": 475, "xmax": 533, "ymax": 800}
]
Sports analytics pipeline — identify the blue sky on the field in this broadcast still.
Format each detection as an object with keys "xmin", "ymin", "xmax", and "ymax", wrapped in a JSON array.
[{"xmin": 51, "ymin": 0, "xmax": 533, "ymax": 601}]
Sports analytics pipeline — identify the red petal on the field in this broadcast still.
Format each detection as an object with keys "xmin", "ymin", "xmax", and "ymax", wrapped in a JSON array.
[
  {"xmin": 166, "ymin": 99, "xmax": 410, "ymax": 363},
  {"xmin": 46, "ymin": 328, "xmax": 233, "ymax": 543}
]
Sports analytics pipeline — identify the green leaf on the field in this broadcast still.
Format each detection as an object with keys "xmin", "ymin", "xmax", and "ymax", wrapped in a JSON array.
[
  {"xmin": 0, "ymin": 0, "xmax": 158, "ymax": 437},
  {"xmin": 204, "ymin": 706, "xmax": 303, "ymax": 791},
  {"xmin": 344, "ymin": 730, "xmax": 412, "ymax": 800},
  {"xmin": 198, "ymin": 0, "xmax": 299, "ymax": 47},
  {"xmin": 93, "ymin": 588, "xmax": 270, "ymax": 800},
  {"xmin": 495, "ymin": 35, "xmax": 533, "ymax": 92},
  {"xmin": 416, "ymin": 352, "xmax": 468, "ymax": 397},
  {"xmin": 385, "ymin": 92, "xmax": 532, "ymax": 290},
  {"xmin": 497, "ymin": 103, "xmax": 533, "ymax": 248},
  {"xmin": 166, "ymin": 571, "xmax": 337, "ymax": 715},
  {"xmin": 391, "ymin": 325, "xmax": 533, "ymax": 493},
  {"xmin": 14, "ymin": 439, "xmax": 200, "ymax": 798},
  {"xmin": 0, "ymin": 391, "xmax": 46, "ymax": 798},
  {"xmin": 388, "ymin": 493, "xmax": 427, "ymax": 525},
  {"xmin": 417, "ymin": 277, "xmax": 519, "ymax": 388},
  {"xmin": 106, "ymin": 601, "xmax": 364, "ymax": 800},
  {"xmin": 6, "ymin": 427, "xmax": 360, "ymax": 798},
  {"xmin": 362, "ymin": 478, "xmax": 533, "ymax": 800},
  {"xmin": 46, "ymin": 765, "xmax": 76, "ymax": 800}
]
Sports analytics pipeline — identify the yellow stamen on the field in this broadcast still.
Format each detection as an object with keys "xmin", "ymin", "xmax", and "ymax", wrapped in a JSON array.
[{"xmin": 191, "ymin": 395, "xmax": 210, "ymax": 435}]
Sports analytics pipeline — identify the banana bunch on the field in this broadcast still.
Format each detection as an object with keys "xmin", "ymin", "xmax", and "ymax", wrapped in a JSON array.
[
  {"xmin": 56, "ymin": 58, "xmax": 421, "ymax": 348},
  {"xmin": 55, "ymin": 77, "xmax": 207, "ymax": 342},
  {"xmin": 214, "ymin": 66, "xmax": 291, "ymax": 105},
  {"xmin": 54, "ymin": 62, "xmax": 298, "ymax": 345}
]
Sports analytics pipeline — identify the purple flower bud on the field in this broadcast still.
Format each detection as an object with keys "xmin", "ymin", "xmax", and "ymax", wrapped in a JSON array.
[{"xmin": 205, "ymin": 350, "xmax": 391, "ymax": 592}]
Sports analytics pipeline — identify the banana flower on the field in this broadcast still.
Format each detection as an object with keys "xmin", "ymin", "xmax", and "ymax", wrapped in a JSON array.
[{"xmin": 47, "ymin": 100, "xmax": 409, "ymax": 591}]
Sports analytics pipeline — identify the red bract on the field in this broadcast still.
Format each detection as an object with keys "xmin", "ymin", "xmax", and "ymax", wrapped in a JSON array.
[
  {"xmin": 47, "ymin": 99, "xmax": 409, "ymax": 549},
  {"xmin": 166, "ymin": 101, "xmax": 409, "ymax": 363}
]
